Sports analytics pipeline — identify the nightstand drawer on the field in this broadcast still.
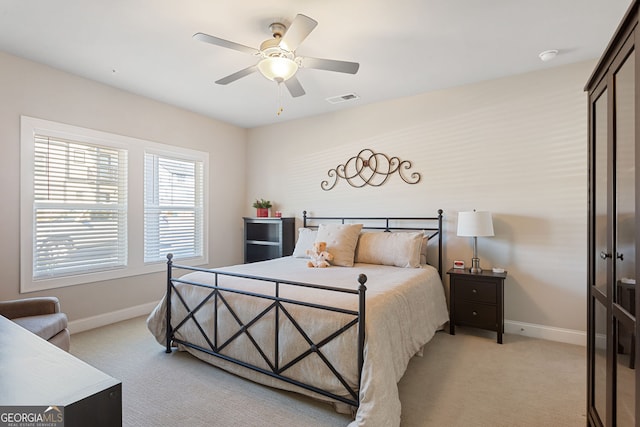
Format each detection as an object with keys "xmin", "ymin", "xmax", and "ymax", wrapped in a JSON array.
[
  {"xmin": 454, "ymin": 301, "xmax": 497, "ymax": 330},
  {"xmin": 454, "ymin": 280, "xmax": 496, "ymax": 304}
]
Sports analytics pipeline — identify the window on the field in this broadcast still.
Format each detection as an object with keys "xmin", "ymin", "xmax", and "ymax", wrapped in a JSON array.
[
  {"xmin": 21, "ymin": 116, "xmax": 208, "ymax": 292},
  {"xmin": 33, "ymin": 135, "xmax": 128, "ymax": 280},
  {"xmin": 144, "ymin": 153, "xmax": 204, "ymax": 263}
]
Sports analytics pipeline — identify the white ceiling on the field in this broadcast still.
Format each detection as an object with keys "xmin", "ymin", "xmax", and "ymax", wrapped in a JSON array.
[{"xmin": 0, "ymin": 0, "xmax": 632, "ymax": 128}]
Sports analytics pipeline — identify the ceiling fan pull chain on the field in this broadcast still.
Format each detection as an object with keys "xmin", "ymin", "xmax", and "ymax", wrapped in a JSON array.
[{"xmin": 276, "ymin": 81, "xmax": 284, "ymax": 116}]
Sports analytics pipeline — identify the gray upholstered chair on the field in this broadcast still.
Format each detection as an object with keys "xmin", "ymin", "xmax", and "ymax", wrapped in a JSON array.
[{"xmin": 0, "ymin": 297, "xmax": 70, "ymax": 351}]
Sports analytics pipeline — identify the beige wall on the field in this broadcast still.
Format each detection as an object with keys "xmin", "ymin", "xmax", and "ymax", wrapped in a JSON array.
[
  {"xmin": 247, "ymin": 60, "xmax": 593, "ymax": 338},
  {"xmin": 0, "ymin": 51, "xmax": 247, "ymax": 323},
  {"xmin": 0, "ymin": 49, "xmax": 593, "ymax": 341}
]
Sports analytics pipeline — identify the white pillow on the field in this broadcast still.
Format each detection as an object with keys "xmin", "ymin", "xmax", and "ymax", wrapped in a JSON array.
[
  {"xmin": 292, "ymin": 228, "xmax": 318, "ymax": 258},
  {"xmin": 315, "ymin": 223, "xmax": 363, "ymax": 267},
  {"xmin": 355, "ymin": 231, "xmax": 423, "ymax": 268}
]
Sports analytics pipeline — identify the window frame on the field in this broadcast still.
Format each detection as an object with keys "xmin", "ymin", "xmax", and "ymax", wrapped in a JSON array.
[
  {"xmin": 20, "ymin": 116, "xmax": 209, "ymax": 292},
  {"xmin": 143, "ymin": 150, "xmax": 206, "ymax": 264}
]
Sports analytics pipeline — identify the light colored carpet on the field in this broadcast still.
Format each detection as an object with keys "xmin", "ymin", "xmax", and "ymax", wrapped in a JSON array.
[{"xmin": 70, "ymin": 317, "xmax": 586, "ymax": 426}]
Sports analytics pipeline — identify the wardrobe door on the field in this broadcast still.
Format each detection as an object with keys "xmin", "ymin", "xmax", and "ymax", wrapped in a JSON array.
[
  {"xmin": 590, "ymin": 83, "xmax": 610, "ymax": 426},
  {"xmin": 613, "ymin": 45, "xmax": 635, "ymax": 427}
]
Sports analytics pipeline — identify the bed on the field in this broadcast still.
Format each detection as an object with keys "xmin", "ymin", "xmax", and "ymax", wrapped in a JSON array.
[{"xmin": 147, "ymin": 211, "xmax": 449, "ymax": 427}]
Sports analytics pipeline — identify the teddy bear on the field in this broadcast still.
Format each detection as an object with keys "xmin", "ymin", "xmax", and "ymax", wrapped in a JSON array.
[{"xmin": 306, "ymin": 241, "xmax": 334, "ymax": 268}]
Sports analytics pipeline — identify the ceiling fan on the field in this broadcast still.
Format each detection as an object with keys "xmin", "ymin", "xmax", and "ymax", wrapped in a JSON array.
[{"xmin": 193, "ymin": 14, "xmax": 360, "ymax": 98}]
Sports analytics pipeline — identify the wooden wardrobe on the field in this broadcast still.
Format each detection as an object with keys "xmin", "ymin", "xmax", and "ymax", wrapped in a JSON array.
[{"xmin": 585, "ymin": 1, "xmax": 639, "ymax": 425}]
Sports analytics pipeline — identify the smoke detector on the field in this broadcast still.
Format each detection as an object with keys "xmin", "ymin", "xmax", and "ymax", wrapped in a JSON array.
[{"xmin": 538, "ymin": 50, "xmax": 558, "ymax": 62}]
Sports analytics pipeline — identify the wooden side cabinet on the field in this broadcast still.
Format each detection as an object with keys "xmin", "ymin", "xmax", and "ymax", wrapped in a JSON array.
[
  {"xmin": 447, "ymin": 268, "xmax": 507, "ymax": 344},
  {"xmin": 243, "ymin": 217, "xmax": 295, "ymax": 263}
]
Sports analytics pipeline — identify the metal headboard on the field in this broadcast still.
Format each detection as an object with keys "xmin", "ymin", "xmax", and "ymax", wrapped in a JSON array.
[{"xmin": 302, "ymin": 209, "xmax": 444, "ymax": 278}]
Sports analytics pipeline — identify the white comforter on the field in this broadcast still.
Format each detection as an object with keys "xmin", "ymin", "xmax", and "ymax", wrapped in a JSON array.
[{"xmin": 147, "ymin": 257, "xmax": 449, "ymax": 426}]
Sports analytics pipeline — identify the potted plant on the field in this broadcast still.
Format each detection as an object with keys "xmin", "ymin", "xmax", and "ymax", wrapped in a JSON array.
[{"xmin": 252, "ymin": 199, "xmax": 272, "ymax": 217}]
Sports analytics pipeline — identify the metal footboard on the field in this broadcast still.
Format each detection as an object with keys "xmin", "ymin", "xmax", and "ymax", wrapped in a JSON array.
[
  {"xmin": 164, "ymin": 254, "xmax": 367, "ymax": 407},
  {"xmin": 163, "ymin": 210, "xmax": 444, "ymax": 408}
]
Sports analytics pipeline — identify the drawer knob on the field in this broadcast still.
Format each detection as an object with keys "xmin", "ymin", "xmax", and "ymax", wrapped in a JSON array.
[
  {"xmin": 472, "ymin": 311, "xmax": 478, "ymax": 316},
  {"xmin": 472, "ymin": 289, "xmax": 477, "ymax": 293}
]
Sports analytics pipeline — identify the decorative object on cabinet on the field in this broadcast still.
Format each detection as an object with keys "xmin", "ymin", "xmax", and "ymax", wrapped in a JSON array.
[
  {"xmin": 252, "ymin": 198, "xmax": 273, "ymax": 218},
  {"xmin": 320, "ymin": 148, "xmax": 421, "ymax": 191},
  {"xmin": 243, "ymin": 216, "xmax": 294, "ymax": 263},
  {"xmin": 456, "ymin": 210, "xmax": 494, "ymax": 273},
  {"xmin": 447, "ymin": 268, "xmax": 507, "ymax": 344},
  {"xmin": 585, "ymin": 1, "xmax": 638, "ymax": 425}
]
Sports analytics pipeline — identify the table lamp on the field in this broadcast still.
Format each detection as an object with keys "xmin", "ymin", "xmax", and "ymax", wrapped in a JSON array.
[{"xmin": 457, "ymin": 210, "xmax": 494, "ymax": 273}]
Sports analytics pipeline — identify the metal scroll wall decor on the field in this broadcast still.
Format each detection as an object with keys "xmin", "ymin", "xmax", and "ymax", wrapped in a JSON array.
[{"xmin": 321, "ymin": 148, "xmax": 421, "ymax": 191}]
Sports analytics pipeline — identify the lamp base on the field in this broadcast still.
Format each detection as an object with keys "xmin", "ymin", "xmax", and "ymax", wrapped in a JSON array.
[{"xmin": 470, "ymin": 258, "xmax": 482, "ymax": 274}]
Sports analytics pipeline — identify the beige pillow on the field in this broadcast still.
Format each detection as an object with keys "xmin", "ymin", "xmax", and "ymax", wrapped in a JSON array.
[
  {"xmin": 292, "ymin": 228, "xmax": 317, "ymax": 258},
  {"xmin": 315, "ymin": 223, "xmax": 363, "ymax": 267},
  {"xmin": 355, "ymin": 231, "xmax": 423, "ymax": 268}
]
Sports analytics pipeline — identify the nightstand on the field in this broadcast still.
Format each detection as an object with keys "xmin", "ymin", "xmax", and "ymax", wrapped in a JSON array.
[{"xmin": 447, "ymin": 268, "xmax": 507, "ymax": 344}]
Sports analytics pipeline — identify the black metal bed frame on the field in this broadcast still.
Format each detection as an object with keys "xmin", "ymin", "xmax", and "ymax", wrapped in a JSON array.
[{"xmin": 164, "ymin": 210, "xmax": 443, "ymax": 408}]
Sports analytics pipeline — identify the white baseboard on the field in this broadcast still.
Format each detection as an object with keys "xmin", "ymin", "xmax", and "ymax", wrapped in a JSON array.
[
  {"xmin": 68, "ymin": 305, "xmax": 587, "ymax": 347},
  {"xmin": 68, "ymin": 301, "xmax": 159, "ymax": 334},
  {"xmin": 505, "ymin": 320, "xmax": 586, "ymax": 347}
]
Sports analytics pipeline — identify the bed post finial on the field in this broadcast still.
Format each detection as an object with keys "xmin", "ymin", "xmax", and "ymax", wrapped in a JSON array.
[{"xmin": 358, "ymin": 274, "xmax": 367, "ymax": 287}]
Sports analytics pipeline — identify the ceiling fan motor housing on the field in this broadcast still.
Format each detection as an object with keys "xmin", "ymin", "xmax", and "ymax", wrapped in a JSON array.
[{"xmin": 268, "ymin": 22, "xmax": 286, "ymax": 38}]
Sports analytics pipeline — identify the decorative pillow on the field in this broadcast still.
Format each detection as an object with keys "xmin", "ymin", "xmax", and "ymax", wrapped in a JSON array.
[
  {"xmin": 355, "ymin": 231, "xmax": 423, "ymax": 268},
  {"xmin": 292, "ymin": 228, "xmax": 318, "ymax": 258},
  {"xmin": 315, "ymin": 223, "xmax": 363, "ymax": 267}
]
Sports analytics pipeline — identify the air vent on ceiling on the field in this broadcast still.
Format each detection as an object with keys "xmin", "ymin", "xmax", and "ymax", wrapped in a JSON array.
[{"xmin": 326, "ymin": 93, "xmax": 360, "ymax": 104}]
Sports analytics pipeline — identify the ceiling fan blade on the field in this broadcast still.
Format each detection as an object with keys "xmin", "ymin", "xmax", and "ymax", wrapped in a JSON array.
[
  {"xmin": 279, "ymin": 14, "xmax": 318, "ymax": 52},
  {"xmin": 300, "ymin": 57, "xmax": 360, "ymax": 74},
  {"xmin": 193, "ymin": 32, "xmax": 259, "ymax": 55},
  {"xmin": 284, "ymin": 76, "xmax": 306, "ymax": 97},
  {"xmin": 215, "ymin": 65, "xmax": 258, "ymax": 85}
]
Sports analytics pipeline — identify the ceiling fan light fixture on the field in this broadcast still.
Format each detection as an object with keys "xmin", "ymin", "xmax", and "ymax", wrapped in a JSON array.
[{"xmin": 257, "ymin": 56, "xmax": 298, "ymax": 82}]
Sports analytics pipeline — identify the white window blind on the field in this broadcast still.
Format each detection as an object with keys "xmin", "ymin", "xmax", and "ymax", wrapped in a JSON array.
[
  {"xmin": 144, "ymin": 153, "xmax": 204, "ymax": 262},
  {"xmin": 33, "ymin": 135, "xmax": 128, "ymax": 279}
]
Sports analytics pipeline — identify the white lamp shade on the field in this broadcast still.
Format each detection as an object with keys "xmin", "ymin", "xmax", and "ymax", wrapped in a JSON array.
[
  {"xmin": 257, "ymin": 57, "xmax": 298, "ymax": 82},
  {"xmin": 457, "ymin": 211, "xmax": 494, "ymax": 237}
]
